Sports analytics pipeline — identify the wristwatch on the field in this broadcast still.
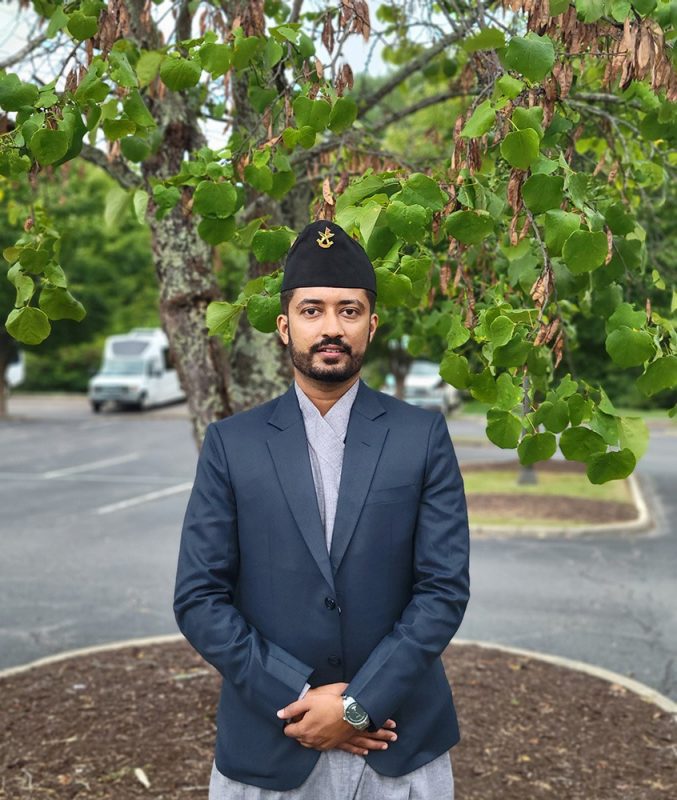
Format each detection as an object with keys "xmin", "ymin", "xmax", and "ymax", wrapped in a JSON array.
[{"xmin": 341, "ymin": 695, "xmax": 370, "ymax": 731}]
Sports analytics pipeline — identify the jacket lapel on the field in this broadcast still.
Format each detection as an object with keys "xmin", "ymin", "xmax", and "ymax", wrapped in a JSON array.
[
  {"xmin": 267, "ymin": 383, "xmax": 335, "ymax": 592},
  {"xmin": 329, "ymin": 381, "xmax": 388, "ymax": 573}
]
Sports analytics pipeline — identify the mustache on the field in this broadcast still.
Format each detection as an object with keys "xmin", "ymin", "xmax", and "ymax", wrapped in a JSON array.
[{"xmin": 313, "ymin": 339, "xmax": 352, "ymax": 353}]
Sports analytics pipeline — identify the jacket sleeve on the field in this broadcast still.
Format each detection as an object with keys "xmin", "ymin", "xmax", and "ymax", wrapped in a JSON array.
[
  {"xmin": 345, "ymin": 412, "xmax": 470, "ymax": 730},
  {"xmin": 173, "ymin": 422, "xmax": 314, "ymax": 726}
]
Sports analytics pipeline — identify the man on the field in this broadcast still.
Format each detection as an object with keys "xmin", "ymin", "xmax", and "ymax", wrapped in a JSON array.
[{"xmin": 173, "ymin": 219, "xmax": 470, "ymax": 799}]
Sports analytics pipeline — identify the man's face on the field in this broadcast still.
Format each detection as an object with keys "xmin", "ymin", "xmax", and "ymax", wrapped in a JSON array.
[{"xmin": 276, "ymin": 286, "xmax": 378, "ymax": 384}]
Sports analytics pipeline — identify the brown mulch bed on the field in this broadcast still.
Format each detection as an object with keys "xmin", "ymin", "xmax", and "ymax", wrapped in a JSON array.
[
  {"xmin": 466, "ymin": 493, "xmax": 638, "ymax": 524},
  {"xmin": 463, "ymin": 459, "xmax": 638, "ymax": 525},
  {"xmin": 2, "ymin": 641, "xmax": 675, "ymax": 799}
]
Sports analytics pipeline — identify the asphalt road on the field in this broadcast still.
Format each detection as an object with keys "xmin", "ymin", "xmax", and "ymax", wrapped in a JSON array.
[{"xmin": 1, "ymin": 393, "xmax": 675, "ymax": 701}]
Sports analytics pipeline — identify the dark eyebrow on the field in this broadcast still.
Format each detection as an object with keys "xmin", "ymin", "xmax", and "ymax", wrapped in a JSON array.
[{"xmin": 296, "ymin": 298, "xmax": 365, "ymax": 310}]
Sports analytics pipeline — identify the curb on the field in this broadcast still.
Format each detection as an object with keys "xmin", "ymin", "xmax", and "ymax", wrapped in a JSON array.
[
  {"xmin": 2, "ymin": 634, "xmax": 675, "ymax": 718},
  {"xmin": 0, "ymin": 634, "xmax": 184, "ymax": 680},
  {"xmin": 469, "ymin": 471, "xmax": 653, "ymax": 539},
  {"xmin": 453, "ymin": 638, "xmax": 677, "ymax": 716}
]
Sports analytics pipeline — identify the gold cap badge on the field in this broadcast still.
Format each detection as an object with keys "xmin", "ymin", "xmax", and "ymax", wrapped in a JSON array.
[{"xmin": 316, "ymin": 226, "xmax": 335, "ymax": 249}]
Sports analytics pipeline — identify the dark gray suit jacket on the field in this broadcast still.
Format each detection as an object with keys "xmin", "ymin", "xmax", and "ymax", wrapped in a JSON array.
[{"xmin": 173, "ymin": 378, "xmax": 470, "ymax": 790}]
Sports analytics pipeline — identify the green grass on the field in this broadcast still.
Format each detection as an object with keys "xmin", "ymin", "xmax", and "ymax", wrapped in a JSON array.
[
  {"xmin": 458, "ymin": 400, "xmax": 675, "ymax": 424},
  {"xmin": 463, "ymin": 470, "xmax": 631, "ymax": 503}
]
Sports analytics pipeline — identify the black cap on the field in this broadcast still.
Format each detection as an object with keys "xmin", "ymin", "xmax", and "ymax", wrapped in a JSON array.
[{"xmin": 281, "ymin": 219, "xmax": 377, "ymax": 296}]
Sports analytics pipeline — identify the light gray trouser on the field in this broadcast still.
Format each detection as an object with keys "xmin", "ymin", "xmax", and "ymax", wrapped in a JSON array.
[{"xmin": 208, "ymin": 749, "xmax": 454, "ymax": 800}]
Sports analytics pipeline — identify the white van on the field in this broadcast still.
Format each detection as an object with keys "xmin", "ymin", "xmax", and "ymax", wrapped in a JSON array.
[
  {"xmin": 5, "ymin": 349, "xmax": 25, "ymax": 388},
  {"xmin": 88, "ymin": 328, "xmax": 186, "ymax": 412}
]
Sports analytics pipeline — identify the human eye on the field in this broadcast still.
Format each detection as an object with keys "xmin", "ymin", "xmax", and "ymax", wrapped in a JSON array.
[
  {"xmin": 302, "ymin": 307, "xmax": 319, "ymax": 316},
  {"xmin": 343, "ymin": 307, "xmax": 359, "ymax": 316}
]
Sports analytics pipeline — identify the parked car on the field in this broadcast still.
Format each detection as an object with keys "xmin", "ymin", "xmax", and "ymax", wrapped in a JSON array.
[
  {"xmin": 382, "ymin": 359, "xmax": 461, "ymax": 415},
  {"xmin": 4, "ymin": 348, "xmax": 25, "ymax": 388},
  {"xmin": 88, "ymin": 328, "xmax": 185, "ymax": 412}
]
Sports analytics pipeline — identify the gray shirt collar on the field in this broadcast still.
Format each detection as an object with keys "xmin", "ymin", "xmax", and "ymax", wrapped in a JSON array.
[{"xmin": 294, "ymin": 378, "xmax": 360, "ymax": 441}]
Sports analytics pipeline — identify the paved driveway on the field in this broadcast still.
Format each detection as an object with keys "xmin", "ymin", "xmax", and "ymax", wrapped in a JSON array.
[{"xmin": 1, "ymin": 393, "xmax": 675, "ymax": 700}]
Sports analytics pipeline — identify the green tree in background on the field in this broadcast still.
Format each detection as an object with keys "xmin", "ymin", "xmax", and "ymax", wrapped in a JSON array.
[{"xmin": 1, "ymin": 0, "xmax": 676, "ymax": 483}]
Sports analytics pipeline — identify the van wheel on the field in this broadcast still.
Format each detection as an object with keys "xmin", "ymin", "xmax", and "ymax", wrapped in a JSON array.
[
  {"xmin": 137, "ymin": 392, "xmax": 148, "ymax": 411},
  {"xmin": 91, "ymin": 401, "xmax": 102, "ymax": 413}
]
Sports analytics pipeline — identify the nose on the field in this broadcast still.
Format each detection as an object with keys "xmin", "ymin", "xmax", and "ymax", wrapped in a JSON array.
[{"xmin": 322, "ymin": 308, "xmax": 345, "ymax": 339}]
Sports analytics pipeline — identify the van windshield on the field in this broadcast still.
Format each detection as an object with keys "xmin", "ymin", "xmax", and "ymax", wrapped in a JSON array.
[{"xmin": 100, "ymin": 359, "xmax": 146, "ymax": 376}]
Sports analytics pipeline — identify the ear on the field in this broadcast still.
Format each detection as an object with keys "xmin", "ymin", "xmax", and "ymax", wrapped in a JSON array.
[{"xmin": 276, "ymin": 313, "xmax": 289, "ymax": 345}]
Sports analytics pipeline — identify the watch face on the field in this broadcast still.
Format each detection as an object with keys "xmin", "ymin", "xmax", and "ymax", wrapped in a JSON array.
[{"xmin": 345, "ymin": 701, "xmax": 369, "ymax": 726}]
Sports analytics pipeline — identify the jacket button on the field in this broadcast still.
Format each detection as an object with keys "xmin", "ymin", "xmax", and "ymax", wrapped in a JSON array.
[
  {"xmin": 327, "ymin": 655, "xmax": 341, "ymax": 666},
  {"xmin": 325, "ymin": 597, "xmax": 337, "ymax": 610}
]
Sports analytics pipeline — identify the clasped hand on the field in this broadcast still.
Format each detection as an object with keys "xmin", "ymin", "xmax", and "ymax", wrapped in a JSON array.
[{"xmin": 276, "ymin": 682, "xmax": 397, "ymax": 756}]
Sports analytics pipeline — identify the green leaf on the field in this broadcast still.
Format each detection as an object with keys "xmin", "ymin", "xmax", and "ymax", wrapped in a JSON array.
[
  {"xmin": 132, "ymin": 189, "xmax": 149, "ymax": 224},
  {"xmin": 374, "ymin": 267, "xmax": 412, "ymax": 305},
  {"xmin": 328, "ymin": 97, "xmax": 357, "ymax": 134},
  {"xmin": 604, "ymin": 202, "xmax": 634, "ymax": 235},
  {"xmin": 39, "ymin": 285, "xmax": 86, "ymax": 321},
  {"xmin": 136, "ymin": 51, "xmax": 164, "ymax": 87},
  {"xmin": 251, "ymin": 228, "xmax": 295, "ymax": 262},
  {"xmin": 500, "ymin": 128, "xmax": 540, "ymax": 170},
  {"xmin": 385, "ymin": 201, "xmax": 428, "ymax": 243},
  {"xmin": 636, "ymin": 356, "xmax": 677, "ymax": 397},
  {"xmin": 13, "ymin": 273, "xmax": 34, "ymax": 307},
  {"xmin": 567, "ymin": 394, "xmax": 593, "ymax": 426},
  {"xmin": 123, "ymin": 89, "xmax": 156, "ymax": 128},
  {"xmin": 488, "ymin": 315, "xmax": 515, "ymax": 347},
  {"xmin": 517, "ymin": 431, "xmax": 557, "ymax": 466},
  {"xmin": 399, "ymin": 255, "xmax": 430, "ymax": 301},
  {"xmin": 398, "ymin": 173, "xmax": 449, "ymax": 212},
  {"xmin": 232, "ymin": 36, "xmax": 263, "ymax": 70},
  {"xmin": 244, "ymin": 163, "xmax": 273, "ymax": 193},
  {"xmin": 562, "ymin": 230, "xmax": 608, "ymax": 273},
  {"xmin": 492, "ymin": 335, "xmax": 530, "ymax": 367},
  {"xmin": 522, "ymin": 174, "xmax": 564, "ymax": 214},
  {"xmin": 439, "ymin": 351, "xmax": 471, "ymax": 389},
  {"xmin": 586, "ymin": 448, "xmax": 636, "ymax": 484},
  {"xmin": 460, "ymin": 100, "xmax": 496, "ymax": 138},
  {"xmin": 605, "ymin": 326, "xmax": 655, "ymax": 367},
  {"xmin": 193, "ymin": 181, "xmax": 238, "ymax": 218},
  {"xmin": 263, "ymin": 37, "xmax": 284, "ymax": 69},
  {"xmin": 503, "ymin": 32, "xmax": 555, "ymax": 82},
  {"xmin": 589, "ymin": 409, "xmax": 619, "ymax": 446},
  {"xmin": 560, "ymin": 426, "xmax": 607, "ymax": 461},
  {"xmin": 29, "ymin": 129, "xmax": 69, "ymax": 166},
  {"xmin": 496, "ymin": 74, "xmax": 524, "ymax": 99},
  {"xmin": 160, "ymin": 55, "xmax": 202, "ymax": 91},
  {"xmin": 247, "ymin": 293, "xmax": 281, "ymax": 333},
  {"xmin": 486, "ymin": 409, "xmax": 522, "ymax": 449},
  {"xmin": 495, "ymin": 372, "xmax": 523, "ymax": 410},
  {"xmin": 616, "ymin": 416, "xmax": 649, "ymax": 460},
  {"xmin": 248, "ymin": 85, "xmax": 277, "ymax": 113},
  {"xmin": 199, "ymin": 43, "xmax": 232, "ymax": 77},
  {"xmin": 0, "ymin": 73, "xmax": 39, "ymax": 111},
  {"xmin": 544, "ymin": 210, "xmax": 581, "ymax": 256},
  {"xmin": 104, "ymin": 185, "xmax": 132, "ymax": 229},
  {"xmin": 445, "ymin": 209, "xmax": 494, "ymax": 244},
  {"xmin": 607, "ymin": 302, "xmax": 646, "ymax": 333},
  {"xmin": 512, "ymin": 106, "xmax": 544, "ymax": 139},
  {"xmin": 108, "ymin": 50, "xmax": 138, "ymax": 88},
  {"xmin": 293, "ymin": 96, "xmax": 331, "ymax": 132},
  {"xmin": 120, "ymin": 135, "xmax": 150, "ymax": 162},
  {"xmin": 469, "ymin": 368, "xmax": 497, "ymax": 403},
  {"xmin": 463, "ymin": 28, "xmax": 506, "ymax": 52},
  {"xmin": 269, "ymin": 169, "xmax": 296, "ymax": 200},
  {"xmin": 206, "ymin": 300, "xmax": 244, "ymax": 343},
  {"xmin": 66, "ymin": 11, "xmax": 98, "ymax": 41},
  {"xmin": 102, "ymin": 117, "xmax": 136, "ymax": 140},
  {"xmin": 5, "ymin": 306, "xmax": 51, "ymax": 345},
  {"xmin": 539, "ymin": 399, "xmax": 569, "ymax": 433},
  {"xmin": 198, "ymin": 216, "xmax": 237, "ymax": 245},
  {"xmin": 43, "ymin": 262, "xmax": 68, "ymax": 288},
  {"xmin": 446, "ymin": 312, "xmax": 471, "ymax": 348}
]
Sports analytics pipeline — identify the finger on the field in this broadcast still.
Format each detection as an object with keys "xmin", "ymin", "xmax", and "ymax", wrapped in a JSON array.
[
  {"xmin": 385, "ymin": 719, "xmax": 397, "ymax": 728},
  {"xmin": 336, "ymin": 742, "xmax": 369, "ymax": 756},
  {"xmin": 349, "ymin": 736, "xmax": 392, "ymax": 751},
  {"xmin": 359, "ymin": 729, "xmax": 398, "ymax": 743},
  {"xmin": 277, "ymin": 699, "xmax": 310, "ymax": 720}
]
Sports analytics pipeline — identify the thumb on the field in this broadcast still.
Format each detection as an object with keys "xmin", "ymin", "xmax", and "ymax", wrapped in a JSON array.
[{"xmin": 277, "ymin": 698, "xmax": 310, "ymax": 719}]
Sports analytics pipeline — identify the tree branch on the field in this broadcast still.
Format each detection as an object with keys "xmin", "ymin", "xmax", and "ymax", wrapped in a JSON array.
[
  {"xmin": 367, "ymin": 88, "xmax": 478, "ymax": 135},
  {"xmin": 355, "ymin": 29, "xmax": 466, "ymax": 118},
  {"xmin": 79, "ymin": 144, "xmax": 142, "ymax": 190},
  {"xmin": 0, "ymin": 32, "xmax": 49, "ymax": 70}
]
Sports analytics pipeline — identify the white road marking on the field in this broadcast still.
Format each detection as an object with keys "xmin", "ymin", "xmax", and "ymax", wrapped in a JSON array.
[
  {"xmin": 0, "ymin": 471, "xmax": 187, "ymax": 485},
  {"xmin": 43, "ymin": 453, "xmax": 140, "ymax": 479},
  {"xmin": 95, "ymin": 482, "xmax": 193, "ymax": 515}
]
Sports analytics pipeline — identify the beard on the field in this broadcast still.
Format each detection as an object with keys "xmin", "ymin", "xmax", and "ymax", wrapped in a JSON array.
[{"xmin": 287, "ymin": 328, "xmax": 369, "ymax": 384}]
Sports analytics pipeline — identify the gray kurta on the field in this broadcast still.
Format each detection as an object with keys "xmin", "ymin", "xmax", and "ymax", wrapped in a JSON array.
[{"xmin": 209, "ymin": 380, "xmax": 454, "ymax": 799}]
